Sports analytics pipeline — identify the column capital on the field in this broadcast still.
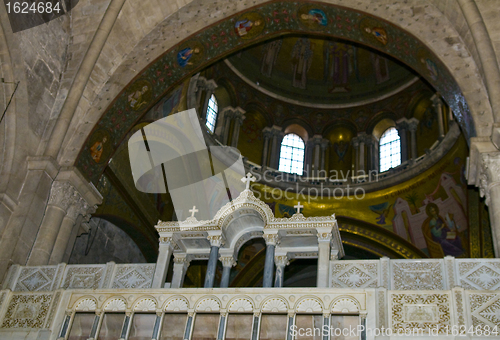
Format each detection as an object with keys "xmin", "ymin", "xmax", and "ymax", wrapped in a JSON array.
[
  {"xmin": 407, "ymin": 117, "xmax": 419, "ymax": 132},
  {"xmin": 478, "ymin": 152, "xmax": 500, "ymax": 205},
  {"xmin": 395, "ymin": 118, "xmax": 409, "ymax": 131},
  {"xmin": 262, "ymin": 127, "xmax": 273, "ymax": 139},
  {"xmin": 317, "ymin": 229, "xmax": 333, "ymax": 242},
  {"xmin": 159, "ymin": 236, "xmax": 173, "ymax": 245},
  {"xmin": 219, "ymin": 255, "xmax": 236, "ymax": 268},
  {"xmin": 207, "ymin": 234, "xmax": 224, "ymax": 247},
  {"xmin": 274, "ymin": 254, "xmax": 289, "ymax": 267},
  {"xmin": 48, "ymin": 181, "xmax": 77, "ymax": 210},
  {"xmin": 263, "ymin": 232, "xmax": 279, "ymax": 246}
]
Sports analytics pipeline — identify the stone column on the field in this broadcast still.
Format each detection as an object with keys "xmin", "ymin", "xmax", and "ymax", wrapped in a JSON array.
[
  {"xmin": 408, "ymin": 118, "xmax": 419, "ymax": 160},
  {"xmin": 231, "ymin": 110, "xmax": 246, "ymax": 148},
  {"xmin": 269, "ymin": 126, "xmax": 284, "ymax": 169},
  {"xmin": 304, "ymin": 140, "xmax": 314, "ymax": 177},
  {"xmin": 204, "ymin": 234, "xmax": 224, "ymax": 288},
  {"xmin": 152, "ymin": 236, "xmax": 174, "ymax": 288},
  {"xmin": 262, "ymin": 232, "xmax": 279, "ymax": 287},
  {"xmin": 273, "ymin": 254, "xmax": 289, "ymax": 288},
  {"xmin": 316, "ymin": 229, "xmax": 332, "ymax": 288},
  {"xmin": 396, "ymin": 119, "xmax": 409, "ymax": 163},
  {"xmin": 358, "ymin": 133, "xmax": 367, "ymax": 174},
  {"xmin": 171, "ymin": 255, "xmax": 190, "ymax": 288},
  {"xmin": 261, "ymin": 128, "xmax": 273, "ymax": 168},
  {"xmin": 351, "ymin": 137, "xmax": 360, "ymax": 174},
  {"xmin": 312, "ymin": 135, "xmax": 322, "ymax": 175},
  {"xmin": 28, "ymin": 182, "xmax": 76, "ymax": 266},
  {"xmin": 432, "ymin": 95, "xmax": 445, "ymax": 139},
  {"xmin": 477, "ymin": 152, "xmax": 500, "ymax": 256},
  {"xmin": 320, "ymin": 139, "xmax": 329, "ymax": 173},
  {"xmin": 220, "ymin": 107, "xmax": 234, "ymax": 145},
  {"xmin": 49, "ymin": 198, "xmax": 95, "ymax": 265},
  {"xmin": 364, "ymin": 135, "xmax": 377, "ymax": 172},
  {"xmin": 219, "ymin": 256, "xmax": 236, "ymax": 288}
]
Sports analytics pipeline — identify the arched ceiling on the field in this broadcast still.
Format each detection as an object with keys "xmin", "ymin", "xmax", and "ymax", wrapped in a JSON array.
[
  {"xmin": 74, "ymin": 1, "xmax": 475, "ymax": 185},
  {"xmin": 227, "ymin": 35, "xmax": 418, "ymax": 107}
]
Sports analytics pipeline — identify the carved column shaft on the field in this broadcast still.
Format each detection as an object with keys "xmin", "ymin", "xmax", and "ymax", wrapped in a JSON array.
[
  {"xmin": 269, "ymin": 127, "xmax": 284, "ymax": 169},
  {"xmin": 396, "ymin": 120, "xmax": 409, "ymax": 163},
  {"xmin": 204, "ymin": 235, "xmax": 223, "ymax": 288},
  {"xmin": 274, "ymin": 254, "xmax": 289, "ymax": 288},
  {"xmin": 263, "ymin": 233, "xmax": 278, "ymax": 287},
  {"xmin": 231, "ymin": 112, "xmax": 246, "ymax": 148},
  {"xmin": 219, "ymin": 256, "xmax": 236, "ymax": 288},
  {"xmin": 317, "ymin": 231, "xmax": 332, "ymax": 288},
  {"xmin": 28, "ymin": 181, "xmax": 83, "ymax": 266},
  {"xmin": 433, "ymin": 96, "xmax": 445, "ymax": 138},
  {"xmin": 152, "ymin": 237, "xmax": 174, "ymax": 288},
  {"xmin": 261, "ymin": 128, "xmax": 272, "ymax": 168},
  {"xmin": 171, "ymin": 256, "xmax": 190, "ymax": 288},
  {"xmin": 408, "ymin": 118, "xmax": 419, "ymax": 160}
]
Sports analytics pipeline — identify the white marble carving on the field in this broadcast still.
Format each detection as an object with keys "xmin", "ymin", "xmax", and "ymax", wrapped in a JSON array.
[
  {"xmin": 15, "ymin": 267, "xmax": 57, "ymax": 292},
  {"xmin": 458, "ymin": 259, "xmax": 500, "ymax": 290},
  {"xmin": 391, "ymin": 260, "xmax": 445, "ymax": 290},
  {"xmin": 74, "ymin": 297, "xmax": 97, "ymax": 311},
  {"xmin": 331, "ymin": 297, "xmax": 359, "ymax": 313},
  {"xmin": 62, "ymin": 265, "xmax": 106, "ymax": 289},
  {"xmin": 228, "ymin": 298, "xmax": 253, "ymax": 312},
  {"xmin": 104, "ymin": 298, "xmax": 127, "ymax": 312},
  {"xmin": 196, "ymin": 298, "xmax": 220, "ymax": 312},
  {"xmin": 468, "ymin": 292, "xmax": 500, "ymax": 328},
  {"xmin": 134, "ymin": 298, "xmax": 157, "ymax": 312},
  {"xmin": 330, "ymin": 261, "xmax": 378, "ymax": 288},
  {"xmin": 296, "ymin": 298, "xmax": 323, "ymax": 313},
  {"xmin": 261, "ymin": 298, "xmax": 288, "ymax": 313},
  {"xmin": 1, "ymin": 293, "xmax": 53, "ymax": 329},
  {"xmin": 164, "ymin": 297, "xmax": 189, "ymax": 312},
  {"xmin": 111, "ymin": 264, "xmax": 155, "ymax": 289}
]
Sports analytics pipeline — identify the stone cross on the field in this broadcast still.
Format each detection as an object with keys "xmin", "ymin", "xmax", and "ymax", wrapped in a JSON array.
[
  {"xmin": 241, "ymin": 172, "xmax": 256, "ymax": 190},
  {"xmin": 294, "ymin": 201, "xmax": 304, "ymax": 214},
  {"xmin": 189, "ymin": 206, "xmax": 198, "ymax": 218}
]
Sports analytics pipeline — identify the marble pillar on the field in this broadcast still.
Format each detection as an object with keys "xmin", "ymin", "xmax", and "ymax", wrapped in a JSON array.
[
  {"xmin": 396, "ymin": 119, "xmax": 409, "ymax": 163},
  {"xmin": 231, "ymin": 111, "xmax": 246, "ymax": 148},
  {"xmin": 204, "ymin": 234, "xmax": 223, "ymax": 288},
  {"xmin": 304, "ymin": 140, "xmax": 314, "ymax": 176},
  {"xmin": 477, "ymin": 152, "xmax": 500, "ymax": 256},
  {"xmin": 28, "ymin": 182, "xmax": 77, "ymax": 266},
  {"xmin": 408, "ymin": 118, "xmax": 419, "ymax": 160},
  {"xmin": 432, "ymin": 96, "xmax": 445, "ymax": 139},
  {"xmin": 316, "ymin": 229, "xmax": 332, "ymax": 288},
  {"xmin": 351, "ymin": 137, "xmax": 360, "ymax": 174},
  {"xmin": 219, "ymin": 256, "xmax": 236, "ymax": 288},
  {"xmin": 263, "ymin": 233, "xmax": 279, "ymax": 287},
  {"xmin": 312, "ymin": 135, "xmax": 322, "ymax": 175},
  {"xmin": 320, "ymin": 139, "xmax": 329, "ymax": 173},
  {"xmin": 171, "ymin": 255, "xmax": 190, "ymax": 288},
  {"xmin": 261, "ymin": 128, "xmax": 272, "ymax": 168},
  {"xmin": 273, "ymin": 254, "xmax": 289, "ymax": 288},
  {"xmin": 269, "ymin": 126, "xmax": 284, "ymax": 169},
  {"xmin": 49, "ymin": 198, "xmax": 94, "ymax": 265},
  {"xmin": 152, "ymin": 236, "xmax": 174, "ymax": 288}
]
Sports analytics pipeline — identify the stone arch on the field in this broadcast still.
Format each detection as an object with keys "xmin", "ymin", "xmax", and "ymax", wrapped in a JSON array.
[
  {"xmin": 60, "ymin": 0, "xmax": 492, "ymax": 185},
  {"xmin": 163, "ymin": 296, "xmax": 190, "ymax": 312}
]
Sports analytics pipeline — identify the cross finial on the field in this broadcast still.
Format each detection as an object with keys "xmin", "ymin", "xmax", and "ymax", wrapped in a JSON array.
[
  {"xmin": 294, "ymin": 201, "xmax": 304, "ymax": 214},
  {"xmin": 189, "ymin": 206, "xmax": 198, "ymax": 218},
  {"xmin": 241, "ymin": 172, "xmax": 256, "ymax": 190}
]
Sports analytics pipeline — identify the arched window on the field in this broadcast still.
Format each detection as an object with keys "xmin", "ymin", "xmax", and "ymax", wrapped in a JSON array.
[
  {"xmin": 278, "ymin": 134, "xmax": 305, "ymax": 175},
  {"xmin": 379, "ymin": 127, "xmax": 401, "ymax": 172},
  {"xmin": 205, "ymin": 94, "xmax": 218, "ymax": 133}
]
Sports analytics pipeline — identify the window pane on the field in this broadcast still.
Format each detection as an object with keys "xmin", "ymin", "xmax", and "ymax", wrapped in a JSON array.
[
  {"xmin": 98, "ymin": 313, "xmax": 125, "ymax": 340},
  {"xmin": 259, "ymin": 314, "xmax": 287, "ymax": 340},
  {"xmin": 192, "ymin": 314, "xmax": 219, "ymax": 340},
  {"xmin": 225, "ymin": 314, "xmax": 253, "ymax": 340},
  {"xmin": 278, "ymin": 134, "xmax": 305, "ymax": 175},
  {"xmin": 205, "ymin": 94, "xmax": 218, "ymax": 133},
  {"xmin": 129, "ymin": 313, "xmax": 156, "ymax": 340},
  {"xmin": 160, "ymin": 313, "xmax": 187, "ymax": 340},
  {"xmin": 68, "ymin": 313, "xmax": 95, "ymax": 340},
  {"xmin": 379, "ymin": 127, "xmax": 401, "ymax": 172}
]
